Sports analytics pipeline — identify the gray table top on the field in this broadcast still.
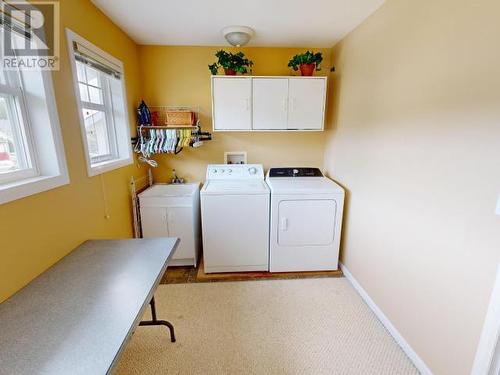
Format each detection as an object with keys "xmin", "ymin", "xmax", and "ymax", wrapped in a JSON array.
[{"xmin": 0, "ymin": 238, "xmax": 179, "ymax": 375}]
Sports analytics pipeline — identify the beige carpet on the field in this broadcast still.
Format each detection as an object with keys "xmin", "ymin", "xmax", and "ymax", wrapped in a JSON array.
[{"xmin": 116, "ymin": 278, "xmax": 419, "ymax": 375}]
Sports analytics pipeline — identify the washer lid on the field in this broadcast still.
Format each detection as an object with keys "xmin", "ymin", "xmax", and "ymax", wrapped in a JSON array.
[
  {"xmin": 265, "ymin": 177, "xmax": 344, "ymax": 195},
  {"xmin": 201, "ymin": 180, "xmax": 270, "ymax": 195}
]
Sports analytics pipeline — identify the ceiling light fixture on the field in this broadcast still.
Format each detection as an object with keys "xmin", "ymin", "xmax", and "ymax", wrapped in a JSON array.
[{"xmin": 221, "ymin": 26, "xmax": 254, "ymax": 47}]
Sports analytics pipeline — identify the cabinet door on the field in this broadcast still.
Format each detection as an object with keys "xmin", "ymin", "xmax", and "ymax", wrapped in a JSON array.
[
  {"xmin": 167, "ymin": 206, "xmax": 194, "ymax": 260},
  {"xmin": 140, "ymin": 207, "xmax": 168, "ymax": 237},
  {"xmin": 288, "ymin": 78, "xmax": 326, "ymax": 130},
  {"xmin": 212, "ymin": 77, "xmax": 252, "ymax": 131},
  {"xmin": 252, "ymin": 78, "xmax": 288, "ymax": 130}
]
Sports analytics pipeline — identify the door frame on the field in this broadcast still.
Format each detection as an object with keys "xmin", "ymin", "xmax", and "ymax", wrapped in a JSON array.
[{"xmin": 472, "ymin": 263, "xmax": 500, "ymax": 375}]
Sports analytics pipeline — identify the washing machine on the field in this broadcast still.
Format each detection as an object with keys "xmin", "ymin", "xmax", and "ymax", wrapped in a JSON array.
[
  {"xmin": 201, "ymin": 164, "xmax": 270, "ymax": 273},
  {"xmin": 266, "ymin": 167, "xmax": 345, "ymax": 272}
]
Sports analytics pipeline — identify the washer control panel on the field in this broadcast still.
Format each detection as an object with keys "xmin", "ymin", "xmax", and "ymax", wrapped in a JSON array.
[{"xmin": 206, "ymin": 164, "xmax": 264, "ymax": 180}]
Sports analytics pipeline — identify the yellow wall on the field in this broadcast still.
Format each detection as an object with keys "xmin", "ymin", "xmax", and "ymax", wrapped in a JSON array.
[
  {"xmin": 138, "ymin": 46, "xmax": 331, "ymax": 183},
  {"xmin": 324, "ymin": 0, "xmax": 500, "ymax": 373},
  {"xmin": 0, "ymin": 0, "xmax": 145, "ymax": 302}
]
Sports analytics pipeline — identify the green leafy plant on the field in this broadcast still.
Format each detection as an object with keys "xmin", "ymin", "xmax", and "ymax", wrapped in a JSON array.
[
  {"xmin": 208, "ymin": 50, "xmax": 253, "ymax": 75},
  {"xmin": 287, "ymin": 51, "xmax": 323, "ymax": 71}
]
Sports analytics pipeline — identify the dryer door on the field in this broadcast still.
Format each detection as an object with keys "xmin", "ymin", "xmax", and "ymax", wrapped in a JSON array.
[{"xmin": 278, "ymin": 200, "xmax": 336, "ymax": 246}]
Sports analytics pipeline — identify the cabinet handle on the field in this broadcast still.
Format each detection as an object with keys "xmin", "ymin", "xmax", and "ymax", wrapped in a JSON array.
[
  {"xmin": 290, "ymin": 98, "xmax": 296, "ymax": 111},
  {"xmin": 282, "ymin": 98, "xmax": 288, "ymax": 112},
  {"xmin": 164, "ymin": 211, "xmax": 171, "ymax": 235},
  {"xmin": 280, "ymin": 217, "xmax": 288, "ymax": 231}
]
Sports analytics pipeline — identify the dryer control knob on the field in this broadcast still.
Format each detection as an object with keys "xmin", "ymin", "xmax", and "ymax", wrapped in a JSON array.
[{"xmin": 248, "ymin": 167, "xmax": 257, "ymax": 175}]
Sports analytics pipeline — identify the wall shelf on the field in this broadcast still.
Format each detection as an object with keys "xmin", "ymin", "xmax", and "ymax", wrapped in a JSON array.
[{"xmin": 133, "ymin": 106, "xmax": 212, "ymax": 157}]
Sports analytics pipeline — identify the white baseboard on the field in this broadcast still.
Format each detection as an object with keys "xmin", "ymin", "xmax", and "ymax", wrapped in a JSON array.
[{"xmin": 340, "ymin": 263, "xmax": 433, "ymax": 375}]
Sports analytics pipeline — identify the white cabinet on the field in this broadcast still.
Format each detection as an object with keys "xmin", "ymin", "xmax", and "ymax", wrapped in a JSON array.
[
  {"xmin": 212, "ymin": 77, "xmax": 252, "ymax": 131},
  {"xmin": 211, "ymin": 76, "xmax": 327, "ymax": 132},
  {"xmin": 166, "ymin": 206, "xmax": 196, "ymax": 260},
  {"xmin": 252, "ymin": 78, "xmax": 288, "ymax": 130},
  {"xmin": 140, "ymin": 207, "xmax": 169, "ymax": 237},
  {"xmin": 138, "ymin": 183, "xmax": 201, "ymax": 267},
  {"xmin": 288, "ymin": 78, "xmax": 326, "ymax": 130}
]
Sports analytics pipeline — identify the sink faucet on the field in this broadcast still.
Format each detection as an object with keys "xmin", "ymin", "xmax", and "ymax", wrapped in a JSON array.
[{"xmin": 171, "ymin": 169, "xmax": 185, "ymax": 184}]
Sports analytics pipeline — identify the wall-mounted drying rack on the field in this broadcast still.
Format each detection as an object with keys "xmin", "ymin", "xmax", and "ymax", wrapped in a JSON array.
[
  {"xmin": 132, "ymin": 122, "xmax": 212, "ymax": 156},
  {"xmin": 131, "ymin": 105, "xmax": 212, "ymax": 159}
]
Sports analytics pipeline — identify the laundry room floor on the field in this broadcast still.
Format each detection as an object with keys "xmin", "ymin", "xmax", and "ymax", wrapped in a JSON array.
[
  {"xmin": 116, "ymin": 278, "xmax": 418, "ymax": 375},
  {"xmin": 161, "ymin": 259, "xmax": 343, "ymax": 284}
]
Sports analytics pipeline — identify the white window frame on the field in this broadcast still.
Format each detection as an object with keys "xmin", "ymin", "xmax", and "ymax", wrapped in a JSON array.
[
  {"xmin": 66, "ymin": 29, "xmax": 132, "ymax": 177},
  {"xmin": 0, "ymin": 5, "xmax": 69, "ymax": 205},
  {"xmin": 77, "ymin": 67, "xmax": 118, "ymax": 164},
  {"xmin": 0, "ymin": 79, "xmax": 38, "ymax": 184}
]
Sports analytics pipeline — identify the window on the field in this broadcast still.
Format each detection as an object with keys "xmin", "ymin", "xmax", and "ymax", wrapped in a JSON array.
[
  {"xmin": 0, "ymin": 30, "xmax": 36, "ymax": 183},
  {"xmin": 66, "ymin": 29, "xmax": 132, "ymax": 177},
  {"xmin": 77, "ymin": 61, "xmax": 118, "ymax": 163},
  {"xmin": 0, "ymin": 8, "xmax": 69, "ymax": 205}
]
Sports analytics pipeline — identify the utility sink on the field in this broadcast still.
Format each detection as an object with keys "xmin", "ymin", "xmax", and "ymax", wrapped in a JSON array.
[
  {"xmin": 139, "ymin": 183, "xmax": 200, "ymax": 198},
  {"xmin": 138, "ymin": 182, "xmax": 201, "ymax": 268}
]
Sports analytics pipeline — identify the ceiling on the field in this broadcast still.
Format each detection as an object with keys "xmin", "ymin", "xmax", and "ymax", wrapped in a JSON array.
[{"xmin": 91, "ymin": 0, "xmax": 385, "ymax": 47}]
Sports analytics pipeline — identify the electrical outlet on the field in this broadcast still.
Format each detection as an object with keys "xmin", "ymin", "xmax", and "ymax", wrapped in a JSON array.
[{"xmin": 496, "ymin": 193, "xmax": 500, "ymax": 216}]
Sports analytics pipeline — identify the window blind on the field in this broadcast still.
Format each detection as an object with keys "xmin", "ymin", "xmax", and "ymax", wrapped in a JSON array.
[{"xmin": 73, "ymin": 41, "xmax": 122, "ymax": 80}]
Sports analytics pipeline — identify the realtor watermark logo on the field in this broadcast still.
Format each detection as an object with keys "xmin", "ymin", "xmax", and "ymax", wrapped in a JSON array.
[{"xmin": 1, "ymin": 1, "xmax": 60, "ymax": 70}]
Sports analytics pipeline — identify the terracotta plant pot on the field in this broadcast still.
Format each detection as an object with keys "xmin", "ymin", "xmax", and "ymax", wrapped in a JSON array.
[
  {"xmin": 299, "ymin": 63, "xmax": 316, "ymax": 76},
  {"xmin": 224, "ymin": 68, "xmax": 237, "ymax": 75}
]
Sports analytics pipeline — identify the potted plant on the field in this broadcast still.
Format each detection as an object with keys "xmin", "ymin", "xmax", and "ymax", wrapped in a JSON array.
[
  {"xmin": 208, "ymin": 50, "xmax": 253, "ymax": 75},
  {"xmin": 287, "ymin": 51, "xmax": 323, "ymax": 76}
]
